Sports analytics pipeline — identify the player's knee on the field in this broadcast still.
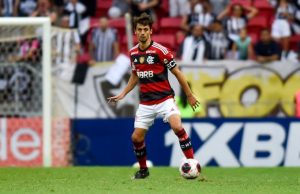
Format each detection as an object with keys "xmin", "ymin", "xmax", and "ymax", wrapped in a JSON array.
[
  {"xmin": 169, "ymin": 115, "xmax": 182, "ymax": 133},
  {"xmin": 171, "ymin": 124, "xmax": 183, "ymax": 133},
  {"xmin": 171, "ymin": 123, "xmax": 182, "ymax": 133},
  {"xmin": 131, "ymin": 132, "xmax": 144, "ymax": 143}
]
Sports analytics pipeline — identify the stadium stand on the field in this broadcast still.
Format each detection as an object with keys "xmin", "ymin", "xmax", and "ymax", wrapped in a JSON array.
[
  {"xmin": 247, "ymin": 16, "xmax": 268, "ymax": 39},
  {"xmin": 253, "ymin": 0, "xmax": 274, "ymax": 23},
  {"xmin": 84, "ymin": 0, "xmax": 300, "ymax": 59},
  {"xmin": 3, "ymin": 0, "xmax": 298, "ymax": 59},
  {"xmin": 159, "ymin": 17, "xmax": 182, "ymax": 34},
  {"xmin": 96, "ymin": 0, "xmax": 113, "ymax": 17}
]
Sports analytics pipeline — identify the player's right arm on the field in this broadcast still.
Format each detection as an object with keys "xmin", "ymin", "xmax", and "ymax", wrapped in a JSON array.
[{"xmin": 107, "ymin": 72, "xmax": 138, "ymax": 103}]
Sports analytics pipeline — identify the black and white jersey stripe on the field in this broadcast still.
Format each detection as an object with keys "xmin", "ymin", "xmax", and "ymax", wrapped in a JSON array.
[{"xmin": 92, "ymin": 28, "xmax": 117, "ymax": 62}]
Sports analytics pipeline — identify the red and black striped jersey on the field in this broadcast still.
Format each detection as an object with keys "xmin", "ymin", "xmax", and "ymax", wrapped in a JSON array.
[{"xmin": 129, "ymin": 41, "xmax": 177, "ymax": 105}]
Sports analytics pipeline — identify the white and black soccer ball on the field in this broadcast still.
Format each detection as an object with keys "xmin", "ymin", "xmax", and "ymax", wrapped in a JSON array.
[{"xmin": 179, "ymin": 159, "xmax": 201, "ymax": 179}]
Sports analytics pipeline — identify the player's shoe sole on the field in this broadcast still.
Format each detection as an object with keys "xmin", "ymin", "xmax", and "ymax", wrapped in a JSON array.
[{"xmin": 132, "ymin": 168, "xmax": 149, "ymax": 179}]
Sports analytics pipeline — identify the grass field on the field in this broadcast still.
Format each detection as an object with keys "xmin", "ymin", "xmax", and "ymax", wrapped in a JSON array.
[{"xmin": 0, "ymin": 167, "xmax": 299, "ymax": 194}]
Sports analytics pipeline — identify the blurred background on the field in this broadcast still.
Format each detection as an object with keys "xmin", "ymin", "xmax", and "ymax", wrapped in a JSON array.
[{"xmin": 0, "ymin": 0, "xmax": 299, "ymax": 168}]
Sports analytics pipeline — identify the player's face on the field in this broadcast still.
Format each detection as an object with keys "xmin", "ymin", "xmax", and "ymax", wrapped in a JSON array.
[{"xmin": 135, "ymin": 24, "xmax": 152, "ymax": 44}]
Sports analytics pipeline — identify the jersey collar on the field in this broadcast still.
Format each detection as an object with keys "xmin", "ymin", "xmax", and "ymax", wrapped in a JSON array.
[{"xmin": 138, "ymin": 40, "xmax": 153, "ymax": 52}]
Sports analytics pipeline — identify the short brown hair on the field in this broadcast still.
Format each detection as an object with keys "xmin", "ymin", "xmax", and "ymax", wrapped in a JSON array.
[{"xmin": 133, "ymin": 12, "xmax": 153, "ymax": 30}]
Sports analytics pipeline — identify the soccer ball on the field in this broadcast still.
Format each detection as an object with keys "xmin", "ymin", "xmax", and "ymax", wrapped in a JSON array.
[{"xmin": 179, "ymin": 159, "xmax": 201, "ymax": 179}]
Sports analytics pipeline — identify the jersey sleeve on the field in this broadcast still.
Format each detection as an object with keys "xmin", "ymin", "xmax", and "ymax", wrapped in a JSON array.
[
  {"xmin": 129, "ymin": 53, "xmax": 137, "ymax": 75},
  {"xmin": 161, "ymin": 49, "xmax": 177, "ymax": 70}
]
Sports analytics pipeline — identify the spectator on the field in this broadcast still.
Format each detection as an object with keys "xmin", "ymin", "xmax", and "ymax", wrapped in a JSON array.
[
  {"xmin": 269, "ymin": 0, "xmax": 277, "ymax": 7},
  {"xmin": 178, "ymin": 24, "xmax": 210, "ymax": 63},
  {"xmin": 271, "ymin": 0, "xmax": 295, "ymax": 58},
  {"xmin": 0, "ymin": 0, "xmax": 14, "ymax": 16},
  {"xmin": 291, "ymin": 0, "xmax": 300, "ymax": 35},
  {"xmin": 128, "ymin": 0, "xmax": 159, "ymax": 18},
  {"xmin": 80, "ymin": 0, "xmax": 96, "ymax": 17},
  {"xmin": 254, "ymin": 29, "xmax": 282, "ymax": 64},
  {"xmin": 180, "ymin": 0, "xmax": 202, "ymax": 33},
  {"xmin": 218, "ymin": 3, "xmax": 258, "ymax": 42},
  {"xmin": 232, "ymin": 28, "xmax": 253, "ymax": 60},
  {"xmin": 31, "ymin": 0, "xmax": 57, "ymax": 24},
  {"xmin": 89, "ymin": 17, "xmax": 119, "ymax": 63},
  {"xmin": 208, "ymin": 19, "xmax": 229, "ymax": 60},
  {"xmin": 193, "ymin": 1, "xmax": 215, "ymax": 31},
  {"xmin": 14, "ymin": 0, "xmax": 37, "ymax": 16},
  {"xmin": 169, "ymin": 0, "xmax": 189, "ymax": 17},
  {"xmin": 210, "ymin": 0, "xmax": 229, "ymax": 16},
  {"xmin": 64, "ymin": 0, "xmax": 89, "ymax": 37},
  {"xmin": 52, "ymin": 0, "xmax": 64, "ymax": 16},
  {"xmin": 53, "ymin": 16, "xmax": 81, "ymax": 81},
  {"xmin": 54, "ymin": 16, "xmax": 81, "ymax": 66},
  {"xmin": 108, "ymin": 0, "xmax": 129, "ymax": 18},
  {"xmin": 9, "ymin": 37, "xmax": 41, "ymax": 63},
  {"xmin": 181, "ymin": 0, "xmax": 215, "ymax": 33}
]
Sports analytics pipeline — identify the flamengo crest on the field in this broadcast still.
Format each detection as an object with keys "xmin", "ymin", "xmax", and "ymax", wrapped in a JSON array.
[{"xmin": 147, "ymin": 56, "xmax": 154, "ymax": 64}]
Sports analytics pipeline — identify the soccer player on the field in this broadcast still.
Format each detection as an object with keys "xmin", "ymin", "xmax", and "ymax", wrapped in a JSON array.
[{"xmin": 108, "ymin": 13, "xmax": 200, "ymax": 179}]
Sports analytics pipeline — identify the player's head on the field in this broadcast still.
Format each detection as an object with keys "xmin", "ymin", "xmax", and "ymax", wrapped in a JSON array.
[{"xmin": 133, "ymin": 13, "xmax": 153, "ymax": 44}]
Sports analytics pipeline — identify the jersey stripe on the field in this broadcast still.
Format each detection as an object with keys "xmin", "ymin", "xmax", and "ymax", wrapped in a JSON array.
[
  {"xmin": 140, "ymin": 90, "xmax": 174, "ymax": 102},
  {"xmin": 129, "ymin": 41, "xmax": 175, "ymax": 105},
  {"xmin": 152, "ymin": 43, "xmax": 168, "ymax": 55},
  {"xmin": 140, "ymin": 80, "xmax": 172, "ymax": 93},
  {"xmin": 152, "ymin": 45, "xmax": 167, "ymax": 55},
  {"xmin": 140, "ymin": 95, "xmax": 174, "ymax": 105},
  {"xmin": 153, "ymin": 42, "xmax": 168, "ymax": 53}
]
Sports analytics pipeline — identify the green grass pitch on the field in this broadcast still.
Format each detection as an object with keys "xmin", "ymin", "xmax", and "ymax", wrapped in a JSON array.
[{"xmin": 0, "ymin": 167, "xmax": 299, "ymax": 194}]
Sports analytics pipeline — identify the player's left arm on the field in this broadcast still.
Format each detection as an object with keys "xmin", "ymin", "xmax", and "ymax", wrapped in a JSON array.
[{"xmin": 170, "ymin": 66, "xmax": 200, "ymax": 111}]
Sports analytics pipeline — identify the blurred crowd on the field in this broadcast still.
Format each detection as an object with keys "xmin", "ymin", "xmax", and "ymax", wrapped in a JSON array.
[{"xmin": 0, "ymin": 0, "xmax": 300, "ymax": 64}]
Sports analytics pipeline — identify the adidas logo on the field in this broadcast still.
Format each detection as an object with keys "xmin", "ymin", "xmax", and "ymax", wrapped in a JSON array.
[{"xmin": 134, "ymin": 58, "xmax": 138, "ymax": 63}]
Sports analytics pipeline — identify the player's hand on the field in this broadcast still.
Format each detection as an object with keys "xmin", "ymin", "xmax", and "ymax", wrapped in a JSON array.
[
  {"xmin": 187, "ymin": 94, "xmax": 201, "ymax": 112},
  {"xmin": 107, "ymin": 93, "xmax": 125, "ymax": 105}
]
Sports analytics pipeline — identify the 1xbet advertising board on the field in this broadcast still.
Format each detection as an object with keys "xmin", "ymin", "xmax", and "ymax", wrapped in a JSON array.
[{"xmin": 72, "ymin": 118, "xmax": 300, "ymax": 167}]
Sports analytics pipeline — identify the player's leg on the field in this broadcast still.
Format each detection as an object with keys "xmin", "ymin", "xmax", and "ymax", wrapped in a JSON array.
[
  {"xmin": 158, "ymin": 99, "xmax": 194, "ymax": 159},
  {"xmin": 132, "ymin": 128, "xmax": 148, "ymax": 170},
  {"xmin": 132, "ymin": 104, "xmax": 155, "ymax": 179},
  {"xmin": 168, "ymin": 114, "xmax": 194, "ymax": 159},
  {"xmin": 132, "ymin": 128, "xmax": 150, "ymax": 179}
]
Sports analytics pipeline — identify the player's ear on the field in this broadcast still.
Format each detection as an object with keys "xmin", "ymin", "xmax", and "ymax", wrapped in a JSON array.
[{"xmin": 150, "ymin": 28, "xmax": 153, "ymax": 35}]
